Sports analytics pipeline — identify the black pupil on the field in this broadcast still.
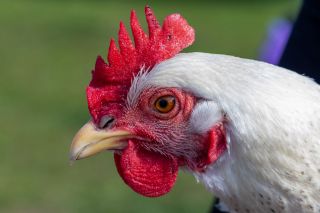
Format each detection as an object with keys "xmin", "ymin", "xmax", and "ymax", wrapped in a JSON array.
[{"xmin": 158, "ymin": 99, "xmax": 168, "ymax": 108}]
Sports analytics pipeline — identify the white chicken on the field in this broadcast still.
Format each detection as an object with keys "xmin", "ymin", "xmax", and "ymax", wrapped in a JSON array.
[{"xmin": 69, "ymin": 6, "xmax": 320, "ymax": 213}]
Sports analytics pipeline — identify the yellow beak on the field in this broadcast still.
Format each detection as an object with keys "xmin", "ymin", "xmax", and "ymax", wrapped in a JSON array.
[{"xmin": 69, "ymin": 121, "xmax": 131, "ymax": 161}]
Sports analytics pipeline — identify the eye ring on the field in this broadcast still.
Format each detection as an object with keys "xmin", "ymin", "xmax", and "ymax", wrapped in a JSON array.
[{"xmin": 154, "ymin": 95, "xmax": 176, "ymax": 113}]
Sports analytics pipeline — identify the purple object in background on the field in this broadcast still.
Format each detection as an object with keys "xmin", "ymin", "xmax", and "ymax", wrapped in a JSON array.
[{"xmin": 259, "ymin": 19, "xmax": 293, "ymax": 65}]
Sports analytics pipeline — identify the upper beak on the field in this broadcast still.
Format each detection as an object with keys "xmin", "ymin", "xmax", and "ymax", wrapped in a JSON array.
[{"xmin": 69, "ymin": 121, "xmax": 131, "ymax": 161}]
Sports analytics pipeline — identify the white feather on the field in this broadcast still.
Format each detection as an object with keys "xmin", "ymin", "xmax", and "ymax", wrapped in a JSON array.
[{"xmin": 189, "ymin": 101, "xmax": 222, "ymax": 134}]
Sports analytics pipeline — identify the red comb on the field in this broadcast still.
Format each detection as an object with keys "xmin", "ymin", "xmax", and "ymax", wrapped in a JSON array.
[{"xmin": 87, "ymin": 6, "xmax": 195, "ymax": 122}]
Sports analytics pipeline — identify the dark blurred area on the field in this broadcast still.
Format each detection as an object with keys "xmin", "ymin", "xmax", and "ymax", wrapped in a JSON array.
[
  {"xmin": 0, "ymin": 0, "xmax": 299, "ymax": 213},
  {"xmin": 279, "ymin": 0, "xmax": 320, "ymax": 83}
]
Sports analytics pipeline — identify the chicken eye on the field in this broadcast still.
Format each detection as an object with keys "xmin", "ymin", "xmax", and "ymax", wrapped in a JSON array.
[{"xmin": 154, "ymin": 96, "xmax": 176, "ymax": 113}]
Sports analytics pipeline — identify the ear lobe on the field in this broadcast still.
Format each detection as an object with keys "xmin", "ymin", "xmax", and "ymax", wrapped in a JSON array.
[
  {"xmin": 206, "ymin": 123, "xmax": 227, "ymax": 165},
  {"xmin": 195, "ymin": 123, "xmax": 227, "ymax": 171}
]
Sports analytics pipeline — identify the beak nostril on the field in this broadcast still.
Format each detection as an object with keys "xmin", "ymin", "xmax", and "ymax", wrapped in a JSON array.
[{"xmin": 99, "ymin": 115, "xmax": 115, "ymax": 129}]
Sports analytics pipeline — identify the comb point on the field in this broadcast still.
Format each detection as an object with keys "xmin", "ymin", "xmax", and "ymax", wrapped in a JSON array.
[
  {"xmin": 108, "ymin": 38, "xmax": 123, "ymax": 68},
  {"xmin": 130, "ymin": 9, "xmax": 148, "ymax": 50},
  {"xmin": 118, "ymin": 21, "xmax": 135, "ymax": 60},
  {"xmin": 145, "ymin": 5, "xmax": 160, "ymax": 40}
]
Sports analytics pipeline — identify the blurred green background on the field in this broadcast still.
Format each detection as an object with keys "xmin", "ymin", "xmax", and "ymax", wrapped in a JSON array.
[{"xmin": 0, "ymin": 0, "xmax": 299, "ymax": 212}]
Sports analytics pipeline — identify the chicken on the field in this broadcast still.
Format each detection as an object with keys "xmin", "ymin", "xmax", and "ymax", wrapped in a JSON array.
[{"xmin": 69, "ymin": 6, "xmax": 320, "ymax": 213}]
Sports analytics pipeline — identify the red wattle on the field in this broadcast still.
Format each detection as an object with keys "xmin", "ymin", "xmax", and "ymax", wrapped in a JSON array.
[{"xmin": 114, "ymin": 140, "xmax": 178, "ymax": 197}]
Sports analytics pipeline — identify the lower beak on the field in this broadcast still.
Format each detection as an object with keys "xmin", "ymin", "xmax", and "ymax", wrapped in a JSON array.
[{"xmin": 69, "ymin": 121, "xmax": 131, "ymax": 161}]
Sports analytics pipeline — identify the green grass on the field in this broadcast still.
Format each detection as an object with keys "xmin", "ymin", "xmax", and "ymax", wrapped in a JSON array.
[{"xmin": 0, "ymin": 0, "xmax": 298, "ymax": 212}]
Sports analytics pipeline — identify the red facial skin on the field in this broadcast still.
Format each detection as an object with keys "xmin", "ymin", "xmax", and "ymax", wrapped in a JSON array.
[
  {"xmin": 95, "ymin": 87, "xmax": 227, "ymax": 197},
  {"xmin": 115, "ymin": 88, "xmax": 199, "ymax": 160}
]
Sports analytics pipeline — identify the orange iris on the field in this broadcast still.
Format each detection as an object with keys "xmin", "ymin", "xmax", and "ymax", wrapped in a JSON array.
[{"xmin": 154, "ymin": 96, "xmax": 176, "ymax": 113}]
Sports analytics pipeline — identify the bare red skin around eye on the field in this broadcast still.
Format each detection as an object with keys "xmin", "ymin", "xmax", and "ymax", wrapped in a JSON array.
[{"xmin": 112, "ymin": 87, "xmax": 227, "ymax": 197}]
